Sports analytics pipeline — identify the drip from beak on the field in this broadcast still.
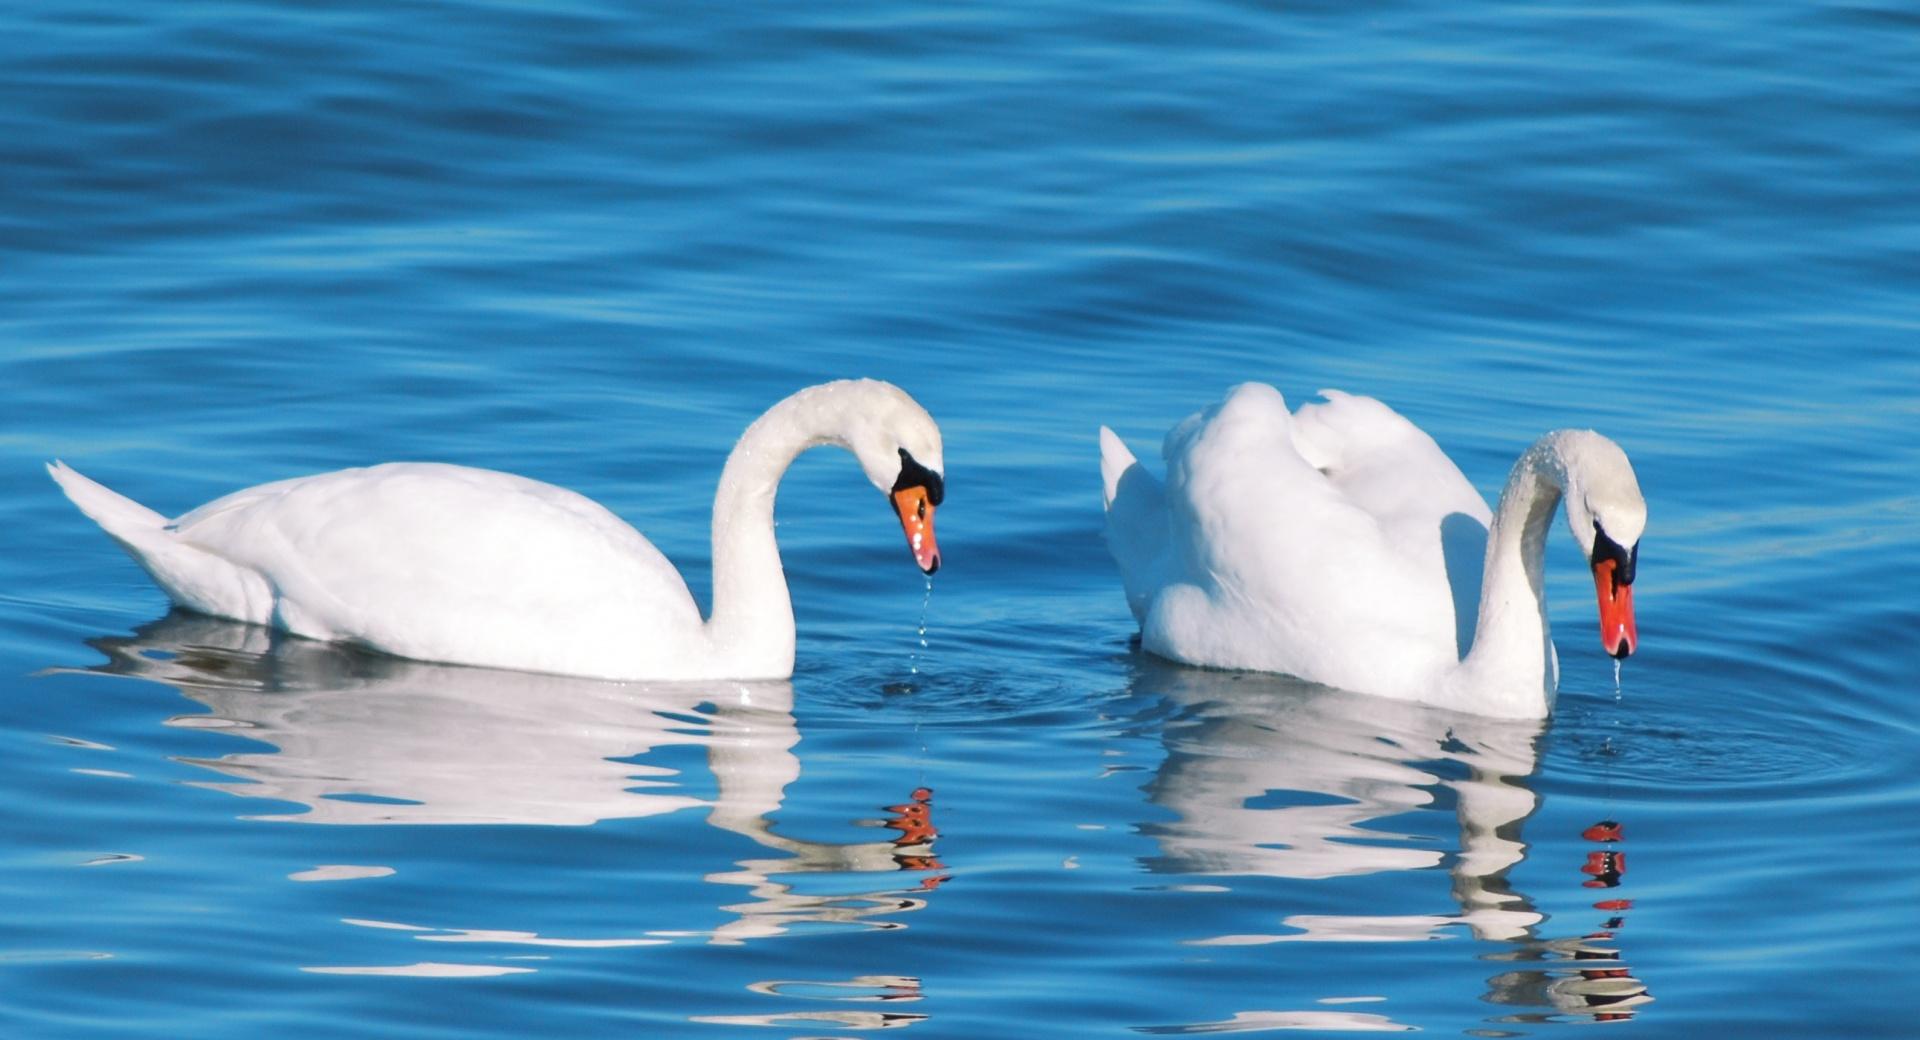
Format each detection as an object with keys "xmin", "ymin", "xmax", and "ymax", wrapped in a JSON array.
[
  {"xmin": 1592, "ymin": 558, "xmax": 1636, "ymax": 659},
  {"xmin": 892, "ymin": 485, "xmax": 940, "ymax": 575}
]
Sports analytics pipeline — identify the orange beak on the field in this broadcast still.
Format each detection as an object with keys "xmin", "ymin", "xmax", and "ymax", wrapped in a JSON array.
[
  {"xmin": 892, "ymin": 485, "xmax": 940, "ymax": 574},
  {"xmin": 1592, "ymin": 558, "xmax": 1636, "ymax": 659}
]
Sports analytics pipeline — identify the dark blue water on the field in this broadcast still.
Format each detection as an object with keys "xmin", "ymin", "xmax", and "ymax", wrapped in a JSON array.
[{"xmin": 4, "ymin": 1, "xmax": 1917, "ymax": 1036}]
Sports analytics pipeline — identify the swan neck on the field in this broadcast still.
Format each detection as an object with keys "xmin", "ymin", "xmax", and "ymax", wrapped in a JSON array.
[
  {"xmin": 1460, "ymin": 440, "xmax": 1567, "ymax": 708},
  {"xmin": 706, "ymin": 391, "xmax": 848, "ymax": 668}
]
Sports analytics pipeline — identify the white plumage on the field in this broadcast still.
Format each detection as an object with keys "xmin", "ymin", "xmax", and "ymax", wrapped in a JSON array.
[
  {"xmin": 1101, "ymin": 383, "xmax": 1645, "ymax": 719},
  {"xmin": 51, "ymin": 379, "xmax": 945, "ymax": 681}
]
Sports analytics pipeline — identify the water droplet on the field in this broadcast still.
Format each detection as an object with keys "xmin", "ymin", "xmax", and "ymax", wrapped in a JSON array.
[
  {"xmin": 1612, "ymin": 657, "xmax": 1623, "ymax": 699},
  {"xmin": 909, "ymin": 575, "xmax": 933, "ymax": 676}
]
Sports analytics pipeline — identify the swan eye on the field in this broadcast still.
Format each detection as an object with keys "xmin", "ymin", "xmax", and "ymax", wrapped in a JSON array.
[
  {"xmin": 1590, "ymin": 521, "xmax": 1637, "ymax": 587},
  {"xmin": 892, "ymin": 448, "xmax": 944, "ymax": 505}
]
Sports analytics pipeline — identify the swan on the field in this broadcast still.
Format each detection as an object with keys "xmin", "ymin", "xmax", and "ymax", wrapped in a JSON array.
[
  {"xmin": 1099, "ymin": 383, "xmax": 1643, "ymax": 719},
  {"xmin": 49, "ymin": 379, "xmax": 945, "ymax": 681}
]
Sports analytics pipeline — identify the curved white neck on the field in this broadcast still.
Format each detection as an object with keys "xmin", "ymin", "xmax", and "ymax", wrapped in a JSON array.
[
  {"xmin": 1457, "ymin": 436, "xmax": 1569, "ymax": 714},
  {"xmin": 703, "ymin": 387, "xmax": 854, "ymax": 673}
]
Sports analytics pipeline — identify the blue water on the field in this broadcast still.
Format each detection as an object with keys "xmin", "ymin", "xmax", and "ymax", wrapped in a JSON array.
[{"xmin": 4, "ymin": 1, "xmax": 1918, "ymax": 1036}]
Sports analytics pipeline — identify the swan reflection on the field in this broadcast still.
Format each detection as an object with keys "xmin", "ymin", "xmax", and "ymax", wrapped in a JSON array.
[
  {"xmin": 77, "ymin": 613, "xmax": 946, "ymax": 945},
  {"xmin": 1132, "ymin": 660, "xmax": 1651, "ymax": 1024}
]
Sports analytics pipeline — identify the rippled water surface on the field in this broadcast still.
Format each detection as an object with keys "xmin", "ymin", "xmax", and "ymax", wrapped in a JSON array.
[{"xmin": 4, "ymin": 1, "xmax": 1918, "ymax": 1036}]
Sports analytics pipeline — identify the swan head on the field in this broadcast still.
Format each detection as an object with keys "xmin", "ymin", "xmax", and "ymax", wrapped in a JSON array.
[
  {"xmin": 833, "ymin": 380, "xmax": 945, "ymax": 575},
  {"xmin": 1554, "ymin": 431, "xmax": 1646, "ymax": 660}
]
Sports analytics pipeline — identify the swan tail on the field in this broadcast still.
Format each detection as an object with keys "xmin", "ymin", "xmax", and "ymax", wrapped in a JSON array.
[
  {"xmin": 48, "ymin": 461, "xmax": 266, "ymax": 620},
  {"xmin": 1099, "ymin": 426, "xmax": 1137, "ymax": 509},
  {"xmin": 1097, "ymin": 429, "xmax": 1171, "ymax": 625},
  {"xmin": 48, "ymin": 461, "xmax": 169, "ymax": 541}
]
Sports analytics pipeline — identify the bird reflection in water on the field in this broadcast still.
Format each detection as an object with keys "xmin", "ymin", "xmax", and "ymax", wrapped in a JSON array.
[
  {"xmin": 1482, "ymin": 817, "xmax": 1652, "ymax": 1023},
  {"xmin": 72, "ymin": 612, "xmax": 947, "ymax": 946},
  {"xmin": 1131, "ymin": 660, "xmax": 1650, "ymax": 1027}
]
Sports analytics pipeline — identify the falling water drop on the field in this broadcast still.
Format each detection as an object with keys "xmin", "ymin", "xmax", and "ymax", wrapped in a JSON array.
[
  {"xmin": 909, "ymin": 575, "xmax": 933, "ymax": 676},
  {"xmin": 1612, "ymin": 657, "xmax": 1623, "ymax": 700}
]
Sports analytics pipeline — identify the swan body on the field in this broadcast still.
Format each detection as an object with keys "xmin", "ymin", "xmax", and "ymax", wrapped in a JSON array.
[
  {"xmin": 1100, "ymin": 383, "xmax": 1644, "ymax": 719},
  {"xmin": 51, "ymin": 379, "xmax": 945, "ymax": 681}
]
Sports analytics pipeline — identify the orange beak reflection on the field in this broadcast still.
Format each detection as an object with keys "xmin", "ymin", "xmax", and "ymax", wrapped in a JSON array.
[
  {"xmin": 892, "ymin": 485, "xmax": 940, "ymax": 574},
  {"xmin": 1592, "ymin": 558, "xmax": 1636, "ymax": 659}
]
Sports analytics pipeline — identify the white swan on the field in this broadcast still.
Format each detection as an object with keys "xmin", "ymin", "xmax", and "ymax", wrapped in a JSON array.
[
  {"xmin": 49, "ymin": 379, "xmax": 944, "ymax": 681},
  {"xmin": 1100, "ymin": 383, "xmax": 1643, "ymax": 718}
]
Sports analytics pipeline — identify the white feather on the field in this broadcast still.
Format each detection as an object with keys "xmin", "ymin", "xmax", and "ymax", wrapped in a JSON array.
[
  {"xmin": 1099, "ymin": 383, "xmax": 1645, "ymax": 718},
  {"xmin": 52, "ymin": 380, "xmax": 944, "ymax": 681}
]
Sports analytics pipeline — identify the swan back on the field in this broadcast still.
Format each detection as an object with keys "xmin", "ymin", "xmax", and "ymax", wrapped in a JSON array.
[{"xmin": 189, "ymin": 464, "xmax": 704, "ymax": 670}]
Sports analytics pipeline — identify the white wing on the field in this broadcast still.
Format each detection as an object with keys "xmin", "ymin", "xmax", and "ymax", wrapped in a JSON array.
[
  {"xmin": 1291, "ymin": 390, "xmax": 1492, "ymax": 657},
  {"xmin": 1101, "ymin": 384, "xmax": 1475, "ymax": 697}
]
